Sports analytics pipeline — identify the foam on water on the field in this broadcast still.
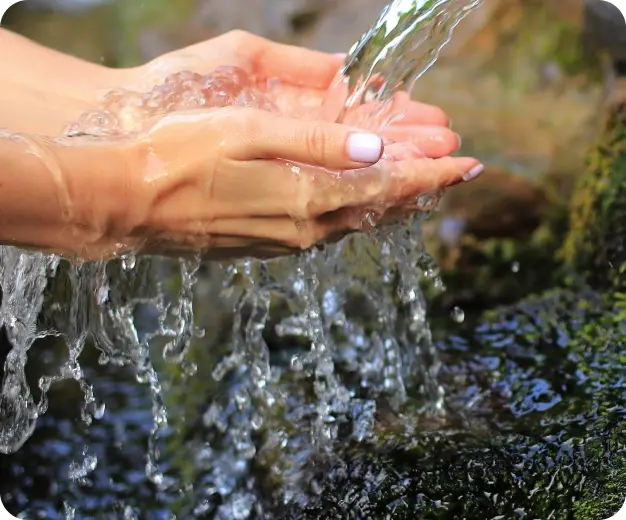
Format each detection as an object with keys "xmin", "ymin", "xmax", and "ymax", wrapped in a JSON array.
[{"xmin": 0, "ymin": 0, "xmax": 482, "ymax": 515}]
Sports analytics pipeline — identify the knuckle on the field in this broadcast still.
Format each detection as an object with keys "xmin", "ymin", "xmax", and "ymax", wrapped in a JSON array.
[
  {"xmin": 230, "ymin": 105, "xmax": 252, "ymax": 126},
  {"xmin": 312, "ymin": 224, "xmax": 328, "ymax": 248},
  {"xmin": 230, "ymin": 107, "xmax": 262, "ymax": 137},
  {"xmin": 304, "ymin": 123, "xmax": 332, "ymax": 164},
  {"xmin": 296, "ymin": 222, "xmax": 321, "ymax": 250},
  {"xmin": 224, "ymin": 29, "xmax": 253, "ymax": 45},
  {"xmin": 293, "ymin": 198, "xmax": 316, "ymax": 221},
  {"xmin": 436, "ymin": 109, "xmax": 451, "ymax": 127},
  {"xmin": 224, "ymin": 30, "xmax": 266, "ymax": 57},
  {"xmin": 292, "ymin": 176, "xmax": 322, "ymax": 220}
]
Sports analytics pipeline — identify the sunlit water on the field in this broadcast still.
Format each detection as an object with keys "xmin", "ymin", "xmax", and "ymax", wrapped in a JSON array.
[{"xmin": 16, "ymin": 1, "xmax": 618, "ymax": 518}]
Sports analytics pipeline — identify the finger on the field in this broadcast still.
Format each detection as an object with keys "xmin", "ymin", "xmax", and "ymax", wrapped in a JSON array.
[
  {"xmin": 225, "ymin": 108, "xmax": 384, "ymax": 169},
  {"xmin": 205, "ymin": 235, "xmax": 297, "ymax": 261},
  {"xmin": 318, "ymin": 156, "xmax": 483, "ymax": 214},
  {"xmin": 214, "ymin": 158, "xmax": 362, "ymax": 219},
  {"xmin": 232, "ymin": 156, "xmax": 482, "ymax": 220},
  {"xmin": 381, "ymin": 126, "xmax": 462, "ymax": 158},
  {"xmin": 200, "ymin": 240, "xmax": 297, "ymax": 261},
  {"xmin": 206, "ymin": 216, "xmax": 332, "ymax": 250},
  {"xmin": 209, "ymin": 152, "xmax": 482, "ymax": 223},
  {"xmin": 392, "ymin": 94, "xmax": 451, "ymax": 127},
  {"xmin": 252, "ymin": 41, "xmax": 345, "ymax": 89},
  {"xmin": 208, "ymin": 245, "xmax": 295, "ymax": 261},
  {"xmin": 205, "ymin": 210, "xmax": 373, "ymax": 251},
  {"xmin": 383, "ymin": 157, "xmax": 484, "ymax": 202}
]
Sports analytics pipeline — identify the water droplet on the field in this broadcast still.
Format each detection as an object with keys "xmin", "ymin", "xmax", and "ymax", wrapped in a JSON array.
[
  {"xmin": 182, "ymin": 361, "xmax": 198, "ymax": 378},
  {"xmin": 121, "ymin": 253, "xmax": 136, "ymax": 271},
  {"xmin": 511, "ymin": 261, "xmax": 520, "ymax": 273},
  {"xmin": 451, "ymin": 306, "xmax": 465, "ymax": 323},
  {"xmin": 68, "ymin": 454, "xmax": 98, "ymax": 481},
  {"xmin": 291, "ymin": 356, "xmax": 304, "ymax": 372}
]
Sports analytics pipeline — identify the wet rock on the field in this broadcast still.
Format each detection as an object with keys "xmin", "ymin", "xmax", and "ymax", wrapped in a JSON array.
[
  {"xmin": 283, "ymin": 289, "xmax": 626, "ymax": 520},
  {"xmin": 562, "ymin": 99, "xmax": 626, "ymax": 290},
  {"xmin": 129, "ymin": 290, "xmax": 626, "ymax": 519},
  {"xmin": 437, "ymin": 167, "xmax": 548, "ymax": 241},
  {"xmin": 423, "ymin": 168, "xmax": 557, "ymax": 316}
]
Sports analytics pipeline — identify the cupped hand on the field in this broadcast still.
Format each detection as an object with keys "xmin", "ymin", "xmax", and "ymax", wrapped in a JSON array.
[
  {"xmin": 119, "ymin": 106, "xmax": 481, "ymax": 261},
  {"xmin": 128, "ymin": 30, "xmax": 453, "ymax": 141}
]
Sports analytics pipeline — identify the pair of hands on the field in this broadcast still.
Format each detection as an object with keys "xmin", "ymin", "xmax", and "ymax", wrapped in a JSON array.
[{"xmin": 79, "ymin": 31, "xmax": 483, "ymax": 261}]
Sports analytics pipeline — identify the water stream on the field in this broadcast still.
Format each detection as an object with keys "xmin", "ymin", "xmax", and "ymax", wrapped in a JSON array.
[{"xmin": 0, "ymin": 0, "xmax": 486, "ymax": 517}]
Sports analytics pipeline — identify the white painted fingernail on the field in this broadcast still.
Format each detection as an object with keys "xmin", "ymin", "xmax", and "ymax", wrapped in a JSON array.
[
  {"xmin": 347, "ymin": 133, "xmax": 383, "ymax": 163},
  {"xmin": 334, "ymin": 52, "xmax": 347, "ymax": 58},
  {"xmin": 463, "ymin": 163, "xmax": 484, "ymax": 181}
]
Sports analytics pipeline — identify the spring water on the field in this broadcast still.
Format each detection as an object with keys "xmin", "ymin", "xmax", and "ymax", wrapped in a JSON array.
[{"xmin": 0, "ymin": 0, "xmax": 483, "ymax": 515}]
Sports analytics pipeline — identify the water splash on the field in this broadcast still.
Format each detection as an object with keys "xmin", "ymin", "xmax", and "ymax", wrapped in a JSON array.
[{"xmin": 0, "ymin": 0, "xmax": 483, "ymax": 514}]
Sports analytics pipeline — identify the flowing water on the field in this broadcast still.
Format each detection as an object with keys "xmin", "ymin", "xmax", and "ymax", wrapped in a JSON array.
[{"xmin": 10, "ymin": 0, "xmax": 623, "ymax": 518}]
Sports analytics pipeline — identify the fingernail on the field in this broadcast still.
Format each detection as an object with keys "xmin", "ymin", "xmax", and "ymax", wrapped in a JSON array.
[
  {"xmin": 347, "ymin": 133, "xmax": 383, "ymax": 163},
  {"xmin": 334, "ymin": 52, "xmax": 347, "ymax": 58},
  {"xmin": 463, "ymin": 163, "xmax": 484, "ymax": 181},
  {"xmin": 455, "ymin": 132, "xmax": 462, "ymax": 148}
]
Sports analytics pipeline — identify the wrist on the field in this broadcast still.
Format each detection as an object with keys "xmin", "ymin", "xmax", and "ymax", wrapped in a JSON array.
[
  {"xmin": 0, "ymin": 134, "xmax": 145, "ymax": 260},
  {"xmin": 0, "ymin": 29, "xmax": 138, "ymax": 135},
  {"xmin": 48, "ymin": 135, "xmax": 146, "ymax": 259}
]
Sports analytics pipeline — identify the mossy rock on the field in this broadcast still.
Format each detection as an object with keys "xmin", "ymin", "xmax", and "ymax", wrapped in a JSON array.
[
  {"xmin": 561, "ymin": 101, "xmax": 626, "ymax": 290},
  {"xmin": 281, "ymin": 287, "xmax": 626, "ymax": 519},
  {"xmin": 277, "ymin": 90, "xmax": 626, "ymax": 520},
  {"xmin": 424, "ymin": 166, "xmax": 567, "ymax": 319}
]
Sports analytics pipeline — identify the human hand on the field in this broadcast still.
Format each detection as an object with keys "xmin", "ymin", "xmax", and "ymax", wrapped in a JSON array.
[
  {"xmin": 112, "ymin": 106, "xmax": 481, "ymax": 261},
  {"xmin": 127, "ymin": 30, "xmax": 454, "ymax": 144}
]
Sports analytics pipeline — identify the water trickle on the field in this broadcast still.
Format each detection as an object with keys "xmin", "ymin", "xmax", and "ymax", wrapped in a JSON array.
[{"xmin": 0, "ymin": 0, "xmax": 483, "ymax": 513}]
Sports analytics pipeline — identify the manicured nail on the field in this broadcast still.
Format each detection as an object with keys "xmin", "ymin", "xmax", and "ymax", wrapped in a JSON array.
[
  {"xmin": 347, "ymin": 133, "xmax": 383, "ymax": 163},
  {"xmin": 334, "ymin": 53, "xmax": 347, "ymax": 58},
  {"xmin": 463, "ymin": 163, "xmax": 484, "ymax": 181}
]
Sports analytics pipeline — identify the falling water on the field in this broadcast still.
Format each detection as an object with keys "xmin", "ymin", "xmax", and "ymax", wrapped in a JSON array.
[{"xmin": 0, "ymin": 0, "xmax": 482, "ymax": 515}]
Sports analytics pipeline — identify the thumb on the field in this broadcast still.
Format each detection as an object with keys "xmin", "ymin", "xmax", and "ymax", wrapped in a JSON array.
[
  {"xmin": 254, "ymin": 42, "xmax": 345, "ymax": 88},
  {"xmin": 226, "ymin": 108, "xmax": 384, "ymax": 170}
]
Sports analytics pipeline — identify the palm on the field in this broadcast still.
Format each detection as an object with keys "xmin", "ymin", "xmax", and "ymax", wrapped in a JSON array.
[{"xmin": 131, "ymin": 31, "xmax": 451, "ymax": 132}]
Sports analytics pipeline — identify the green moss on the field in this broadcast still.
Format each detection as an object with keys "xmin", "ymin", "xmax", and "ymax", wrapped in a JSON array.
[
  {"xmin": 485, "ymin": 0, "xmax": 602, "ymax": 90},
  {"xmin": 561, "ymin": 107, "xmax": 626, "ymax": 289}
]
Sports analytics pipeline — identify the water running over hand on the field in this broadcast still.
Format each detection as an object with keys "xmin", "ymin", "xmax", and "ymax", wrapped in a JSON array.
[{"xmin": 0, "ymin": 0, "xmax": 482, "ymax": 515}]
